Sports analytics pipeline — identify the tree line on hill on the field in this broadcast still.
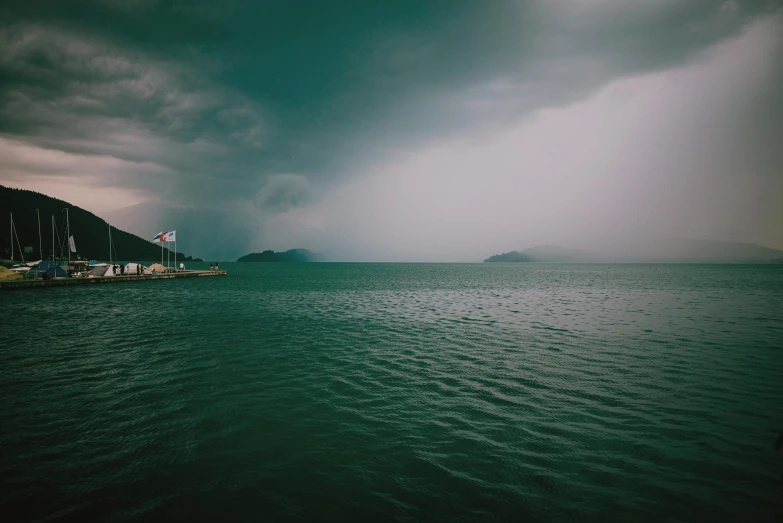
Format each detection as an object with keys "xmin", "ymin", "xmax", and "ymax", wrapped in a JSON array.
[
  {"xmin": 237, "ymin": 249, "xmax": 321, "ymax": 262},
  {"xmin": 484, "ymin": 251, "xmax": 532, "ymax": 262}
]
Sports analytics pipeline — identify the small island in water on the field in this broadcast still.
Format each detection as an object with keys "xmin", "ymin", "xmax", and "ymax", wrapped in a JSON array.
[
  {"xmin": 484, "ymin": 251, "xmax": 532, "ymax": 263},
  {"xmin": 484, "ymin": 241, "xmax": 783, "ymax": 263},
  {"xmin": 237, "ymin": 249, "xmax": 322, "ymax": 262}
]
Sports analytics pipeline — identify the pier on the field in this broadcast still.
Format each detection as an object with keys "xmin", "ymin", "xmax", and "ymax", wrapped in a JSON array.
[{"xmin": 0, "ymin": 270, "xmax": 227, "ymax": 290}]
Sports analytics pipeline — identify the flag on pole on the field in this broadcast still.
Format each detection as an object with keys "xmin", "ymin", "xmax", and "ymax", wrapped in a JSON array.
[
  {"xmin": 152, "ymin": 231, "xmax": 177, "ymax": 243},
  {"xmin": 68, "ymin": 235, "xmax": 77, "ymax": 252},
  {"xmin": 152, "ymin": 231, "xmax": 176, "ymax": 242}
]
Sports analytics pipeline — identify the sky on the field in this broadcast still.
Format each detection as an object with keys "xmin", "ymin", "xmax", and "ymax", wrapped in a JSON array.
[{"xmin": 1, "ymin": 0, "xmax": 781, "ymax": 261}]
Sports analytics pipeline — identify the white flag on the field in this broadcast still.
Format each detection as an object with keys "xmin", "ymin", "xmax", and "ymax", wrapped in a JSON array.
[
  {"xmin": 164, "ymin": 230, "xmax": 176, "ymax": 242},
  {"xmin": 68, "ymin": 235, "xmax": 77, "ymax": 252}
]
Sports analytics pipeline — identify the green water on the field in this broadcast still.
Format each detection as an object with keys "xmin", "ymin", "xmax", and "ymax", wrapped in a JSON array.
[{"xmin": 2, "ymin": 263, "xmax": 782, "ymax": 521}]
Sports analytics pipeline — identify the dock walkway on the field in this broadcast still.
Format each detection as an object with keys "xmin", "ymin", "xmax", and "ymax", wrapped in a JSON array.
[{"xmin": 0, "ymin": 270, "xmax": 227, "ymax": 290}]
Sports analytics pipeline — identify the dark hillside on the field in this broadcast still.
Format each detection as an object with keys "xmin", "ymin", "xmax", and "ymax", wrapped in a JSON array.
[{"xmin": 1, "ymin": 185, "xmax": 198, "ymax": 262}]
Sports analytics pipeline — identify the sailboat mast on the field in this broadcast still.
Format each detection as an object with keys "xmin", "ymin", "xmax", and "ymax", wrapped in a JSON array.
[
  {"xmin": 37, "ymin": 209, "xmax": 42, "ymax": 260},
  {"xmin": 9, "ymin": 213, "xmax": 24, "ymax": 263},
  {"xmin": 109, "ymin": 224, "xmax": 112, "ymax": 265},
  {"xmin": 65, "ymin": 208, "xmax": 70, "ymax": 265}
]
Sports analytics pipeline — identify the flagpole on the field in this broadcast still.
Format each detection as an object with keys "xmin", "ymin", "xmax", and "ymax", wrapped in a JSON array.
[{"xmin": 175, "ymin": 238, "xmax": 177, "ymax": 271}]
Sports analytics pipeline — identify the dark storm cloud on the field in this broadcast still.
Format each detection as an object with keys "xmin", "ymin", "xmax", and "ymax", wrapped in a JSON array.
[
  {"xmin": 254, "ymin": 175, "xmax": 311, "ymax": 213},
  {"xmin": 1, "ymin": 1, "xmax": 780, "ymax": 258},
  {"xmin": 1, "ymin": 1, "xmax": 774, "ymax": 199}
]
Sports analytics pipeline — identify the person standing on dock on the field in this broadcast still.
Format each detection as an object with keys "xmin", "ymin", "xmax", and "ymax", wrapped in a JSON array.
[
  {"xmin": 209, "ymin": 263, "xmax": 213, "ymax": 272},
  {"xmin": 216, "ymin": 262, "xmax": 220, "ymax": 273}
]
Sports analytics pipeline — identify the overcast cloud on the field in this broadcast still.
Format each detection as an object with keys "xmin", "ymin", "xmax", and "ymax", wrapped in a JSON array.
[{"xmin": 1, "ymin": 0, "xmax": 781, "ymax": 259}]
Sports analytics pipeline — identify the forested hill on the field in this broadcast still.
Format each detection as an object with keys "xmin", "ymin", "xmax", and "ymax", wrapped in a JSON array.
[
  {"xmin": 1, "ymin": 185, "xmax": 199, "ymax": 262},
  {"xmin": 237, "ymin": 249, "xmax": 321, "ymax": 262},
  {"xmin": 484, "ymin": 251, "xmax": 532, "ymax": 262}
]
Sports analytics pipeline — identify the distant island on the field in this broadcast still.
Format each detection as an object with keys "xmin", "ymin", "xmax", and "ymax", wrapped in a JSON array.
[
  {"xmin": 1, "ymin": 185, "xmax": 200, "ymax": 262},
  {"xmin": 485, "ymin": 240, "xmax": 783, "ymax": 264},
  {"xmin": 237, "ymin": 249, "xmax": 322, "ymax": 262},
  {"xmin": 484, "ymin": 251, "xmax": 532, "ymax": 263}
]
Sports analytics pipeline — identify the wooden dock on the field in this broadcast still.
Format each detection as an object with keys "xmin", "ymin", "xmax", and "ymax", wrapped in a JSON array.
[{"xmin": 0, "ymin": 270, "xmax": 227, "ymax": 290}]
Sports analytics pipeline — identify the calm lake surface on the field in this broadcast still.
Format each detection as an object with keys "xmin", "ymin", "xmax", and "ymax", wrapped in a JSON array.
[{"xmin": 2, "ymin": 263, "xmax": 782, "ymax": 521}]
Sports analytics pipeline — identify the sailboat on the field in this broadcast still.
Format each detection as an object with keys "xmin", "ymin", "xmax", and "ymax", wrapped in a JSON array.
[
  {"xmin": 8, "ymin": 212, "xmax": 38, "ymax": 275},
  {"xmin": 60, "ymin": 208, "xmax": 88, "ymax": 277},
  {"xmin": 7, "ymin": 211, "xmax": 63, "ymax": 279}
]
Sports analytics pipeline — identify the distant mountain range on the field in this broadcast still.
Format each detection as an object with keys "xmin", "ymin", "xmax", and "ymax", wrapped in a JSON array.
[
  {"xmin": 237, "ymin": 249, "xmax": 322, "ymax": 262},
  {"xmin": 589, "ymin": 238, "xmax": 783, "ymax": 263},
  {"xmin": 1, "ymin": 185, "xmax": 201, "ymax": 262},
  {"xmin": 5, "ymin": 185, "xmax": 781, "ymax": 265},
  {"xmin": 487, "ymin": 241, "xmax": 783, "ymax": 263}
]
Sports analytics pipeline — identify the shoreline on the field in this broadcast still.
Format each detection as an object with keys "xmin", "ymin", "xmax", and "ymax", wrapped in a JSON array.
[{"xmin": 0, "ymin": 270, "xmax": 227, "ymax": 290}]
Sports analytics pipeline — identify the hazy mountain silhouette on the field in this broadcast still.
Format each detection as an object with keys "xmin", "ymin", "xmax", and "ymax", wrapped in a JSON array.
[
  {"xmin": 583, "ymin": 238, "xmax": 783, "ymax": 263},
  {"xmin": 503, "ymin": 240, "xmax": 783, "ymax": 263}
]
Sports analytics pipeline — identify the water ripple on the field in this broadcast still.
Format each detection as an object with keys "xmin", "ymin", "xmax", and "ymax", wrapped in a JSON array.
[{"xmin": 1, "ymin": 263, "xmax": 782, "ymax": 521}]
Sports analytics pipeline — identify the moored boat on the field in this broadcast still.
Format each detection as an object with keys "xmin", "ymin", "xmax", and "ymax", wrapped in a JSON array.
[{"xmin": 66, "ymin": 260, "xmax": 91, "ymax": 277}]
